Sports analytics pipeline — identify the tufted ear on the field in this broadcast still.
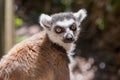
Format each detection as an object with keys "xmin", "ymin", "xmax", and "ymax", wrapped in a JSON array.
[
  {"xmin": 73, "ymin": 9, "xmax": 87, "ymax": 23},
  {"xmin": 39, "ymin": 14, "xmax": 52, "ymax": 29}
]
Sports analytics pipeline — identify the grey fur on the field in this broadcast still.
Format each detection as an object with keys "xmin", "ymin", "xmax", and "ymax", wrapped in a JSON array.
[{"xmin": 51, "ymin": 13, "xmax": 76, "ymax": 23}]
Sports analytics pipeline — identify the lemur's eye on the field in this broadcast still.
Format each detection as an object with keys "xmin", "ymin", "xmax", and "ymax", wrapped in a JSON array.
[
  {"xmin": 55, "ymin": 26, "xmax": 64, "ymax": 33},
  {"xmin": 70, "ymin": 24, "xmax": 76, "ymax": 31}
]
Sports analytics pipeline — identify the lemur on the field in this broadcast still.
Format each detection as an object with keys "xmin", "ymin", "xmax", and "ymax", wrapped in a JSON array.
[{"xmin": 0, "ymin": 9, "xmax": 87, "ymax": 80}]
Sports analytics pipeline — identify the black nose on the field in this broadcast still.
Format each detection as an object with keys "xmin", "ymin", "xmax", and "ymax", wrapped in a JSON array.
[
  {"xmin": 66, "ymin": 37, "xmax": 73, "ymax": 41},
  {"xmin": 63, "ymin": 34, "xmax": 74, "ymax": 43}
]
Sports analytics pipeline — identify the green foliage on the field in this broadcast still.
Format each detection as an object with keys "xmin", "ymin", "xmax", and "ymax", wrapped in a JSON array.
[
  {"xmin": 61, "ymin": 0, "xmax": 73, "ymax": 10},
  {"xmin": 15, "ymin": 16, "xmax": 23, "ymax": 28},
  {"xmin": 16, "ymin": 36, "xmax": 28, "ymax": 43},
  {"xmin": 96, "ymin": 17, "xmax": 106, "ymax": 31}
]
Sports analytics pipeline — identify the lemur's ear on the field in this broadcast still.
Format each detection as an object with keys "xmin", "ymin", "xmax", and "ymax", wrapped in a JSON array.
[
  {"xmin": 73, "ymin": 9, "xmax": 87, "ymax": 22},
  {"xmin": 39, "ymin": 14, "xmax": 52, "ymax": 29}
]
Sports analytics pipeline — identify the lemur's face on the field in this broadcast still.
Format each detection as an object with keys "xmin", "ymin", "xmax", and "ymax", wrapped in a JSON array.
[
  {"xmin": 40, "ymin": 9, "xmax": 87, "ymax": 44},
  {"xmin": 50, "ymin": 18, "xmax": 80, "ymax": 43}
]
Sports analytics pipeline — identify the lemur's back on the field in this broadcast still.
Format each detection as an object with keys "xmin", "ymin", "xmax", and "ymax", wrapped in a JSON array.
[{"xmin": 0, "ymin": 31, "xmax": 69, "ymax": 80}]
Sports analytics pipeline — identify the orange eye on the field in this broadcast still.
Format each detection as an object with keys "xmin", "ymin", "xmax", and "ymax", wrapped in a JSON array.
[
  {"xmin": 56, "ymin": 28, "xmax": 62, "ymax": 32},
  {"xmin": 55, "ymin": 26, "xmax": 64, "ymax": 33},
  {"xmin": 70, "ymin": 24, "xmax": 76, "ymax": 31}
]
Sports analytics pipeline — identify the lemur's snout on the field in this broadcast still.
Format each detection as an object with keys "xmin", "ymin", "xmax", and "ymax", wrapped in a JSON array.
[{"xmin": 63, "ymin": 33, "xmax": 74, "ymax": 43}]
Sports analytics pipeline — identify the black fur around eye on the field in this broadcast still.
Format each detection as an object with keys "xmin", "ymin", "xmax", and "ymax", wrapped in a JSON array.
[
  {"xmin": 54, "ymin": 26, "xmax": 65, "ymax": 33},
  {"xmin": 70, "ymin": 24, "xmax": 76, "ymax": 31}
]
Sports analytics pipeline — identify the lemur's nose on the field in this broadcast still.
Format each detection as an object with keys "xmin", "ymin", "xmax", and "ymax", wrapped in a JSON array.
[
  {"xmin": 66, "ymin": 34, "xmax": 73, "ymax": 40},
  {"xmin": 63, "ymin": 34, "xmax": 74, "ymax": 43}
]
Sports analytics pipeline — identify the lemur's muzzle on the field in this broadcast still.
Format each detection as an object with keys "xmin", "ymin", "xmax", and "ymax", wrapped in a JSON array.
[{"xmin": 63, "ymin": 33, "xmax": 74, "ymax": 43}]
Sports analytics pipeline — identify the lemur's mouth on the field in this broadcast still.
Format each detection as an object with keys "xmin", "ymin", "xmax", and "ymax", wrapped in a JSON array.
[{"xmin": 62, "ymin": 38, "xmax": 74, "ymax": 43}]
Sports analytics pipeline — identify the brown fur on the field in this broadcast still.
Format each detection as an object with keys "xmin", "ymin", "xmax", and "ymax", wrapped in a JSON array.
[{"xmin": 0, "ymin": 31, "xmax": 70, "ymax": 80}]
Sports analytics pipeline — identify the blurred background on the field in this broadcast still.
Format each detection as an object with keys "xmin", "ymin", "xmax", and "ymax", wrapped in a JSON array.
[{"xmin": 0, "ymin": 0, "xmax": 120, "ymax": 80}]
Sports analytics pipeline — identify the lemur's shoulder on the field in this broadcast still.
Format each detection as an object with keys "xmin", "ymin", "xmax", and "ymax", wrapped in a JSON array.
[
  {"xmin": 0, "ymin": 31, "xmax": 46, "ymax": 65},
  {"xmin": 0, "ymin": 31, "xmax": 47, "ymax": 76},
  {"xmin": 8, "ymin": 31, "xmax": 46, "ymax": 54}
]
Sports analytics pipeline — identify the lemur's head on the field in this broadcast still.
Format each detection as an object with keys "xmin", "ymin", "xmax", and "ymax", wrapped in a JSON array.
[{"xmin": 39, "ymin": 9, "xmax": 87, "ymax": 50}]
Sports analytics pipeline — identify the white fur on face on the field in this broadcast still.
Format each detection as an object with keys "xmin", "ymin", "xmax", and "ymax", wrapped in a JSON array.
[
  {"xmin": 64, "ymin": 28, "xmax": 74, "ymax": 38},
  {"xmin": 45, "ymin": 19, "xmax": 75, "ymax": 52},
  {"xmin": 47, "ymin": 30, "xmax": 74, "ymax": 52},
  {"xmin": 56, "ymin": 19, "xmax": 74, "ymax": 27},
  {"xmin": 46, "ymin": 19, "xmax": 80, "ymax": 52}
]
